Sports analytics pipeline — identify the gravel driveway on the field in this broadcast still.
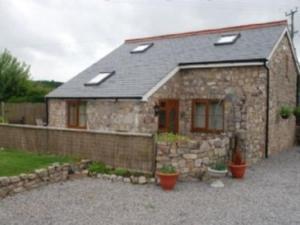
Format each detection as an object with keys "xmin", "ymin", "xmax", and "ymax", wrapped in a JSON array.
[{"xmin": 1, "ymin": 148, "xmax": 300, "ymax": 225}]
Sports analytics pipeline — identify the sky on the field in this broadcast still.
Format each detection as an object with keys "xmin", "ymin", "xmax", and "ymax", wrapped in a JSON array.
[{"xmin": 0, "ymin": 0, "xmax": 299, "ymax": 82}]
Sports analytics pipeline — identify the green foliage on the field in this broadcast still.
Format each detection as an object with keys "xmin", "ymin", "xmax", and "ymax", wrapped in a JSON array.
[
  {"xmin": 112, "ymin": 167, "xmax": 130, "ymax": 177},
  {"xmin": 294, "ymin": 106, "xmax": 300, "ymax": 117},
  {"xmin": 0, "ymin": 50, "xmax": 31, "ymax": 102},
  {"xmin": 279, "ymin": 106, "xmax": 293, "ymax": 118},
  {"xmin": 0, "ymin": 148, "xmax": 74, "ymax": 176},
  {"xmin": 88, "ymin": 162, "xmax": 109, "ymax": 174},
  {"xmin": 0, "ymin": 116, "xmax": 7, "ymax": 123},
  {"xmin": 159, "ymin": 165, "xmax": 177, "ymax": 174},
  {"xmin": 156, "ymin": 132, "xmax": 189, "ymax": 143},
  {"xmin": 211, "ymin": 162, "xmax": 227, "ymax": 171},
  {"xmin": 0, "ymin": 50, "xmax": 63, "ymax": 103}
]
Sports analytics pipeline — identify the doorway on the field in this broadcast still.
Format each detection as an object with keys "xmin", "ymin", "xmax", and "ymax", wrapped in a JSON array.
[{"xmin": 158, "ymin": 99, "xmax": 179, "ymax": 133}]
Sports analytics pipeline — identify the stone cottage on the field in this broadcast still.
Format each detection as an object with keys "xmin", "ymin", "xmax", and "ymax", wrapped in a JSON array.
[{"xmin": 47, "ymin": 20, "xmax": 299, "ymax": 175}]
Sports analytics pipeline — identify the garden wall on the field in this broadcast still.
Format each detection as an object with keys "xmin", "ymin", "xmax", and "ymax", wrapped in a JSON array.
[
  {"xmin": 0, "ymin": 124, "xmax": 155, "ymax": 173},
  {"xmin": 156, "ymin": 135, "xmax": 230, "ymax": 180},
  {"xmin": 0, "ymin": 160, "xmax": 90, "ymax": 199}
]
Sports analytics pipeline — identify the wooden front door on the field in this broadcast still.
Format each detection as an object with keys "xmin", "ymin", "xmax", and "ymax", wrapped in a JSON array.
[{"xmin": 158, "ymin": 99, "xmax": 179, "ymax": 133}]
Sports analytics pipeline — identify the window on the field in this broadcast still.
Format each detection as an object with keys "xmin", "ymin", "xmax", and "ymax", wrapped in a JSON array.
[
  {"xmin": 215, "ymin": 33, "xmax": 240, "ymax": 45},
  {"xmin": 85, "ymin": 71, "xmax": 114, "ymax": 86},
  {"xmin": 192, "ymin": 99, "xmax": 224, "ymax": 132},
  {"xmin": 67, "ymin": 101, "xmax": 87, "ymax": 129},
  {"xmin": 131, "ymin": 43, "xmax": 153, "ymax": 53}
]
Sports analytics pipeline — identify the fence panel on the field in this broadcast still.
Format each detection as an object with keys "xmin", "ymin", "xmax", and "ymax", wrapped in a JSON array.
[
  {"xmin": 1, "ymin": 103, "xmax": 46, "ymax": 125},
  {"xmin": 0, "ymin": 124, "xmax": 155, "ymax": 173}
]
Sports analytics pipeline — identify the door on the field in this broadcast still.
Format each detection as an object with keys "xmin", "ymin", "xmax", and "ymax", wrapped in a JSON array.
[{"xmin": 158, "ymin": 99, "xmax": 179, "ymax": 133}]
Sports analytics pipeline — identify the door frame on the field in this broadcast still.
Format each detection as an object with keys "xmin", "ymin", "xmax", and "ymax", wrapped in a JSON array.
[{"xmin": 158, "ymin": 99, "xmax": 179, "ymax": 133}]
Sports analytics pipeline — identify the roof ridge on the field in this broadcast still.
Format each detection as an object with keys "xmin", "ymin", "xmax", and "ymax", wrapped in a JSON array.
[{"xmin": 125, "ymin": 20, "xmax": 287, "ymax": 43}]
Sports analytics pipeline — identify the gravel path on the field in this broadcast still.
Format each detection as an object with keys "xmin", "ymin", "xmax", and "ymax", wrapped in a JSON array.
[{"xmin": 1, "ymin": 148, "xmax": 300, "ymax": 225}]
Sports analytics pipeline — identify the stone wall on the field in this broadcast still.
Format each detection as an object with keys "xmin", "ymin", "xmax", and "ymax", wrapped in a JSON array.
[
  {"xmin": 48, "ymin": 99, "xmax": 157, "ymax": 133},
  {"xmin": 0, "ymin": 160, "xmax": 91, "ymax": 199},
  {"xmin": 268, "ymin": 34, "xmax": 297, "ymax": 155},
  {"xmin": 48, "ymin": 99, "xmax": 67, "ymax": 128},
  {"xmin": 149, "ymin": 66, "xmax": 267, "ymax": 164},
  {"xmin": 156, "ymin": 135, "xmax": 230, "ymax": 180}
]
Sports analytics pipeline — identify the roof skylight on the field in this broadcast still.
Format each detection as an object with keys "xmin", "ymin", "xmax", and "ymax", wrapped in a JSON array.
[
  {"xmin": 84, "ymin": 71, "xmax": 115, "ymax": 86},
  {"xmin": 215, "ymin": 33, "xmax": 240, "ymax": 45},
  {"xmin": 131, "ymin": 43, "xmax": 153, "ymax": 53}
]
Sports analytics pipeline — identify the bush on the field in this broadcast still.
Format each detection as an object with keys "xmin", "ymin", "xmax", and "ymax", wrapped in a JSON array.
[
  {"xmin": 279, "ymin": 106, "xmax": 293, "ymax": 119},
  {"xmin": 159, "ymin": 165, "xmax": 176, "ymax": 174},
  {"xmin": 0, "ymin": 116, "xmax": 7, "ymax": 123},
  {"xmin": 156, "ymin": 133, "xmax": 189, "ymax": 143},
  {"xmin": 112, "ymin": 167, "xmax": 130, "ymax": 177},
  {"xmin": 88, "ymin": 162, "xmax": 109, "ymax": 174}
]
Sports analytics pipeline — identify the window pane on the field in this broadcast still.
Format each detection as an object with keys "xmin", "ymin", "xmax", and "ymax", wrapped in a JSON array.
[
  {"xmin": 209, "ymin": 102, "xmax": 223, "ymax": 129},
  {"xmin": 79, "ymin": 103, "xmax": 86, "ymax": 127},
  {"xmin": 194, "ymin": 103, "xmax": 205, "ymax": 128},
  {"xmin": 158, "ymin": 110, "xmax": 166, "ymax": 129},
  {"xmin": 68, "ymin": 103, "xmax": 77, "ymax": 126}
]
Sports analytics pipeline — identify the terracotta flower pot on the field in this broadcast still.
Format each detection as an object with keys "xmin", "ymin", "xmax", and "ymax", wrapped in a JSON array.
[
  {"xmin": 229, "ymin": 163, "xmax": 247, "ymax": 178},
  {"xmin": 157, "ymin": 172, "xmax": 179, "ymax": 190}
]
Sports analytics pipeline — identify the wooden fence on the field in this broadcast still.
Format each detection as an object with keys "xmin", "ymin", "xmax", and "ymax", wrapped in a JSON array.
[
  {"xmin": 0, "ymin": 124, "xmax": 155, "ymax": 173},
  {"xmin": 1, "ymin": 102, "xmax": 46, "ymax": 125}
]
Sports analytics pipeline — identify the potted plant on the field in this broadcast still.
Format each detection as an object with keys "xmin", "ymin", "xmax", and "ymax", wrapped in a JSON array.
[
  {"xmin": 157, "ymin": 165, "xmax": 179, "ymax": 190},
  {"xmin": 280, "ymin": 106, "xmax": 292, "ymax": 119},
  {"xmin": 207, "ymin": 161, "xmax": 228, "ymax": 178},
  {"xmin": 229, "ymin": 135, "xmax": 247, "ymax": 178},
  {"xmin": 294, "ymin": 106, "xmax": 300, "ymax": 125}
]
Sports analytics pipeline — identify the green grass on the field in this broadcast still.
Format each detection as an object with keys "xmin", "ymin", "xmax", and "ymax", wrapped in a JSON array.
[{"xmin": 0, "ymin": 149, "xmax": 74, "ymax": 176}]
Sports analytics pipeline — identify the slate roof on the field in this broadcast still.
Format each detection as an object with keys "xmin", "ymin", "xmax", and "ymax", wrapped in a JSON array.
[{"xmin": 47, "ymin": 20, "xmax": 287, "ymax": 99}]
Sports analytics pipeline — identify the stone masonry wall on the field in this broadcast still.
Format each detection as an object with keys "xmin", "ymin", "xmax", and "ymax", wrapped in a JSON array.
[
  {"xmin": 156, "ymin": 135, "xmax": 230, "ymax": 180},
  {"xmin": 48, "ymin": 99, "xmax": 156, "ymax": 133},
  {"xmin": 268, "ymin": 34, "xmax": 297, "ymax": 155},
  {"xmin": 0, "ymin": 160, "xmax": 91, "ymax": 199},
  {"xmin": 48, "ymin": 99, "xmax": 67, "ymax": 128},
  {"xmin": 149, "ymin": 66, "xmax": 268, "ymax": 164}
]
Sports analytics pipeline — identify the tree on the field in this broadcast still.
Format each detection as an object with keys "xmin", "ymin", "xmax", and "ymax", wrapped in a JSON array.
[{"xmin": 0, "ymin": 50, "xmax": 31, "ymax": 101}]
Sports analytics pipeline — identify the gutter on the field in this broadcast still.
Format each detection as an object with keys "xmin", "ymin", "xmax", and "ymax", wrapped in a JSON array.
[
  {"xmin": 178, "ymin": 58, "xmax": 267, "ymax": 66},
  {"xmin": 263, "ymin": 60, "xmax": 270, "ymax": 158}
]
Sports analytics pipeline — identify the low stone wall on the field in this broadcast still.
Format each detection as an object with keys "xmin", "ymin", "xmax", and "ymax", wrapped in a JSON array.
[
  {"xmin": 156, "ymin": 135, "xmax": 230, "ymax": 180},
  {"xmin": 0, "ymin": 160, "xmax": 91, "ymax": 199}
]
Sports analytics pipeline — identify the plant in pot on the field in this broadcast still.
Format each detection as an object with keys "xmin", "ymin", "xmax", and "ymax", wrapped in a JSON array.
[
  {"xmin": 229, "ymin": 135, "xmax": 247, "ymax": 179},
  {"xmin": 280, "ymin": 106, "xmax": 292, "ymax": 119},
  {"xmin": 207, "ymin": 160, "xmax": 228, "ymax": 178},
  {"xmin": 157, "ymin": 165, "xmax": 179, "ymax": 191},
  {"xmin": 293, "ymin": 106, "xmax": 300, "ymax": 125}
]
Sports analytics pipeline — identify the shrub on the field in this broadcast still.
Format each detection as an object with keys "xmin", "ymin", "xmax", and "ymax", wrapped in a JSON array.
[
  {"xmin": 279, "ymin": 106, "xmax": 293, "ymax": 119},
  {"xmin": 159, "ymin": 165, "xmax": 176, "ymax": 174},
  {"xmin": 156, "ymin": 133, "xmax": 189, "ymax": 143},
  {"xmin": 0, "ymin": 116, "xmax": 7, "ymax": 123},
  {"xmin": 88, "ymin": 162, "xmax": 109, "ymax": 174},
  {"xmin": 112, "ymin": 167, "xmax": 130, "ymax": 177}
]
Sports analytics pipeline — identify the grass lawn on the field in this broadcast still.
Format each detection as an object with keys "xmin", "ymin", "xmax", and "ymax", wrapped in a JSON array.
[{"xmin": 0, "ymin": 149, "xmax": 75, "ymax": 177}]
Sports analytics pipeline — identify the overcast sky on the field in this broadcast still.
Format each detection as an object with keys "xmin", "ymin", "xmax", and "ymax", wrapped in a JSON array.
[{"xmin": 0, "ymin": 0, "xmax": 299, "ymax": 82}]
